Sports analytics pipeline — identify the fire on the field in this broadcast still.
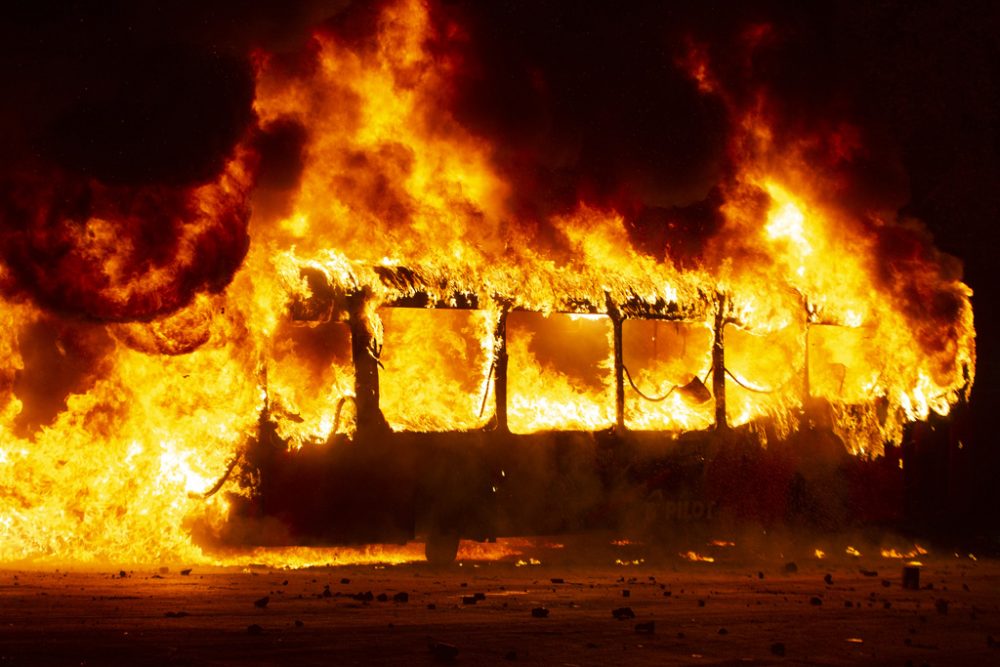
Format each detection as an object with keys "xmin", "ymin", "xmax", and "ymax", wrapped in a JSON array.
[
  {"xmin": 0, "ymin": 0, "xmax": 976, "ymax": 565},
  {"xmin": 679, "ymin": 551, "xmax": 715, "ymax": 563},
  {"xmin": 881, "ymin": 545, "xmax": 928, "ymax": 560}
]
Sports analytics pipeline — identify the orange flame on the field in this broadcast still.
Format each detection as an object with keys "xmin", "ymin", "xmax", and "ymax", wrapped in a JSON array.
[{"xmin": 0, "ymin": 0, "xmax": 975, "ymax": 566}]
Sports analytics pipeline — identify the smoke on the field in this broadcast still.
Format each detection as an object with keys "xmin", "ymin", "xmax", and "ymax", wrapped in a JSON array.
[{"xmin": 0, "ymin": 1, "xmax": 338, "ymax": 322}]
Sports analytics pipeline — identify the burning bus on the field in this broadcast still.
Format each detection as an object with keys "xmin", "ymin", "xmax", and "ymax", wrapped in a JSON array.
[{"xmin": 0, "ymin": 0, "xmax": 976, "ymax": 567}]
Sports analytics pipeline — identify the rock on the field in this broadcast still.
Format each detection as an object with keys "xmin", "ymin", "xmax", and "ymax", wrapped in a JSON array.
[
  {"xmin": 164, "ymin": 611, "xmax": 189, "ymax": 618},
  {"xmin": 882, "ymin": 579, "xmax": 891, "ymax": 588},
  {"xmin": 550, "ymin": 578, "xmax": 565, "ymax": 584},
  {"xmin": 718, "ymin": 627, "xmax": 728, "ymax": 635},
  {"xmin": 622, "ymin": 589, "xmax": 630, "ymax": 598},
  {"xmin": 823, "ymin": 574, "xmax": 833, "ymax": 585},
  {"xmin": 394, "ymin": 592, "xmax": 409, "ymax": 603},
  {"xmin": 427, "ymin": 603, "xmax": 437, "ymax": 610},
  {"xmin": 294, "ymin": 619, "xmax": 304, "ymax": 627},
  {"xmin": 247, "ymin": 624, "xmax": 264, "ymax": 636},
  {"xmin": 612, "ymin": 607, "xmax": 636, "ymax": 620},
  {"xmin": 118, "ymin": 570, "xmax": 127, "ymax": 579},
  {"xmin": 698, "ymin": 599, "xmax": 706, "ymax": 607},
  {"xmin": 860, "ymin": 569, "xmax": 878, "ymax": 577},
  {"xmin": 783, "ymin": 562, "xmax": 798, "ymax": 574},
  {"xmin": 254, "ymin": 596, "xmax": 269, "ymax": 609},
  {"xmin": 473, "ymin": 592, "xmax": 486, "ymax": 601},
  {"xmin": 635, "ymin": 621, "xmax": 655, "ymax": 634},
  {"xmin": 531, "ymin": 607, "xmax": 549, "ymax": 618},
  {"xmin": 903, "ymin": 565, "xmax": 921, "ymax": 590},
  {"xmin": 340, "ymin": 578, "xmax": 350, "ymax": 584},
  {"xmin": 935, "ymin": 599, "xmax": 949, "ymax": 615},
  {"xmin": 770, "ymin": 642, "xmax": 786, "ymax": 656},
  {"xmin": 810, "ymin": 596, "xmax": 823, "ymax": 606},
  {"xmin": 503, "ymin": 650, "xmax": 517, "ymax": 660},
  {"xmin": 845, "ymin": 601, "xmax": 853, "ymax": 608},
  {"xmin": 757, "ymin": 571, "xmax": 765, "ymax": 580},
  {"xmin": 180, "ymin": 569, "xmax": 192, "ymax": 576},
  {"xmin": 429, "ymin": 641, "xmax": 459, "ymax": 661},
  {"xmin": 462, "ymin": 595, "xmax": 477, "ymax": 605},
  {"xmin": 376, "ymin": 593, "xmax": 389, "ymax": 602}
]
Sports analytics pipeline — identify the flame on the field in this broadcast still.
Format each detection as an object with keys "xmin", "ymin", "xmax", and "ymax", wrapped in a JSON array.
[
  {"xmin": 0, "ymin": 0, "xmax": 976, "ymax": 566},
  {"xmin": 679, "ymin": 551, "xmax": 715, "ymax": 563},
  {"xmin": 881, "ymin": 545, "xmax": 928, "ymax": 560},
  {"xmin": 814, "ymin": 549, "xmax": 826, "ymax": 559}
]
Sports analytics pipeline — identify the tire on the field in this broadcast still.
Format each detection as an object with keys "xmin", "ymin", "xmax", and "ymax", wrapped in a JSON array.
[{"xmin": 424, "ymin": 530, "xmax": 460, "ymax": 566}]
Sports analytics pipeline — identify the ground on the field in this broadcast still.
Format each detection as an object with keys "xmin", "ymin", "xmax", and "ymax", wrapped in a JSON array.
[{"xmin": 1, "ymin": 539, "xmax": 998, "ymax": 666}]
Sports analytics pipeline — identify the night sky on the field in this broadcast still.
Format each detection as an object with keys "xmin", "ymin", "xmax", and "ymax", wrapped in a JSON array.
[{"xmin": 1, "ymin": 1, "xmax": 998, "ymax": 529}]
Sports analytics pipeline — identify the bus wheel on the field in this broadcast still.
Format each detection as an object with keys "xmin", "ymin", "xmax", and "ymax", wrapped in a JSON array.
[{"xmin": 425, "ymin": 530, "xmax": 460, "ymax": 566}]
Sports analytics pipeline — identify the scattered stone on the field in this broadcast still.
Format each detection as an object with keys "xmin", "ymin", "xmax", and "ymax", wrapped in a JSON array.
[
  {"xmin": 935, "ymin": 599, "xmax": 949, "ymax": 615},
  {"xmin": 180, "ymin": 569, "xmax": 192, "ymax": 576},
  {"xmin": 677, "ymin": 632, "xmax": 686, "ymax": 639},
  {"xmin": 531, "ymin": 607, "xmax": 549, "ymax": 618},
  {"xmin": 783, "ymin": 562, "xmax": 798, "ymax": 574},
  {"xmin": 247, "ymin": 624, "xmax": 264, "ymax": 636},
  {"xmin": 118, "ymin": 570, "xmax": 127, "ymax": 579},
  {"xmin": 757, "ymin": 571, "xmax": 765, "ymax": 580},
  {"xmin": 254, "ymin": 596, "xmax": 269, "ymax": 609},
  {"xmin": 860, "ymin": 569, "xmax": 878, "ymax": 577},
  {"xmin": 429, "ymin": 641, "xmax": 459, "ymax": 661},
  {"xmin": 427, "ymin": 603, "xmax": 437, "ymax": 610},
  {"xmin": 351, "ymin": 591, "xmax": 374, "ymax": 602},
  {"xmin": 164, "ymin": 611, "xmax": 189, "ymax": 618},
  {"xmin": 550, "ymin": 578, "xmax": 565, "ymax": 584},
  {"xmin": 462, "ymin": 595, "xmax": 478, "ymax": 605},
  {"xmin": 697, "ymin": 599, "xmax": 706, "ymax": 607},
  {"xmin": 473, "ymin": 592, "xmax": 486, "ymax": 601},
  {"xmin": 281, "ymin": 580, "xmax": 288, "ymax": 586},
  {"xmin": 294, "ymin": 619, "xmax": 304, "ymax": 627},
  {"xmin": 810, "ymin": 597, "xmax": 823, "ymax": 606},
  {"xmin": 612, "ymin": 607, "xmax": 636, "ymax": 620},
  {"xmin": 635, "ymin": 621, "xmax": 655, "ymax": 635},
  {"xmin": 823, "ymin": 574, "xmax": 833, "ymax": 585},
  {"xmin": 622, "ymin": 589, "xmax": 631, "ymax": 598},
  {"xmin": 718, "ymin": 627, "xmax": 728, "ymax": 635},
  {"xmin": 882, "ymin": 579, "xmax": 891, "ymax": 588},
  {"xmin": 987, "ymin": 634, "xmax": 996, "ymax": 648},
  {"xmin": 963, "ymin": 583, "xmax": 970, "ymax": 592},
  {"xmin": 663, "ymin": 591, "xmax": 672, "ymax": 597},
  {"xmin": 884, "ymin": 601, "xmax": 892, "ymax": 609},
  {"xmin": 770, "ymin": 642, "xmax": 786, "ymax": 657},
  {"xmin": 340, "ymin": 578, "xmax": 350, "ymax": 584},
  {"xmin": 394, "ymin": 592, "xmax": 409, "ymax": 603},
  {"xmin": 322, "ymin": 585, "xmax": 333, "ymax": 598},
  {"xmin": 376, "ymin": 593, "xmax": 389, "ymax": 602},
  {"xmin": 503, "ymin": 650, "xmax": 517, "ymax": 660}
]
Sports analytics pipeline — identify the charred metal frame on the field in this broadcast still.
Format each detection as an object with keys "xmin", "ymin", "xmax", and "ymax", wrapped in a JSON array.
[
  {"xmin": 290, "ymin": 263, "xmax": 838, "ymax": 434},
  {"xmin": 328, "ymin": 290, "xmax": 737, "ymax": 434}
]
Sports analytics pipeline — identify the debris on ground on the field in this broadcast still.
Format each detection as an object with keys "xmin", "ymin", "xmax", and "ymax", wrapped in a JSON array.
[{"xmin": 612, "ymin": 607, "xmax": 635, "ymax": 620}]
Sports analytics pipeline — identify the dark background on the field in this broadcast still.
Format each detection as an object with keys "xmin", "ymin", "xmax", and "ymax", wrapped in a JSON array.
[{"xmin": 1, "ymin": 1, "xmax": 997, "ymax": 535}]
